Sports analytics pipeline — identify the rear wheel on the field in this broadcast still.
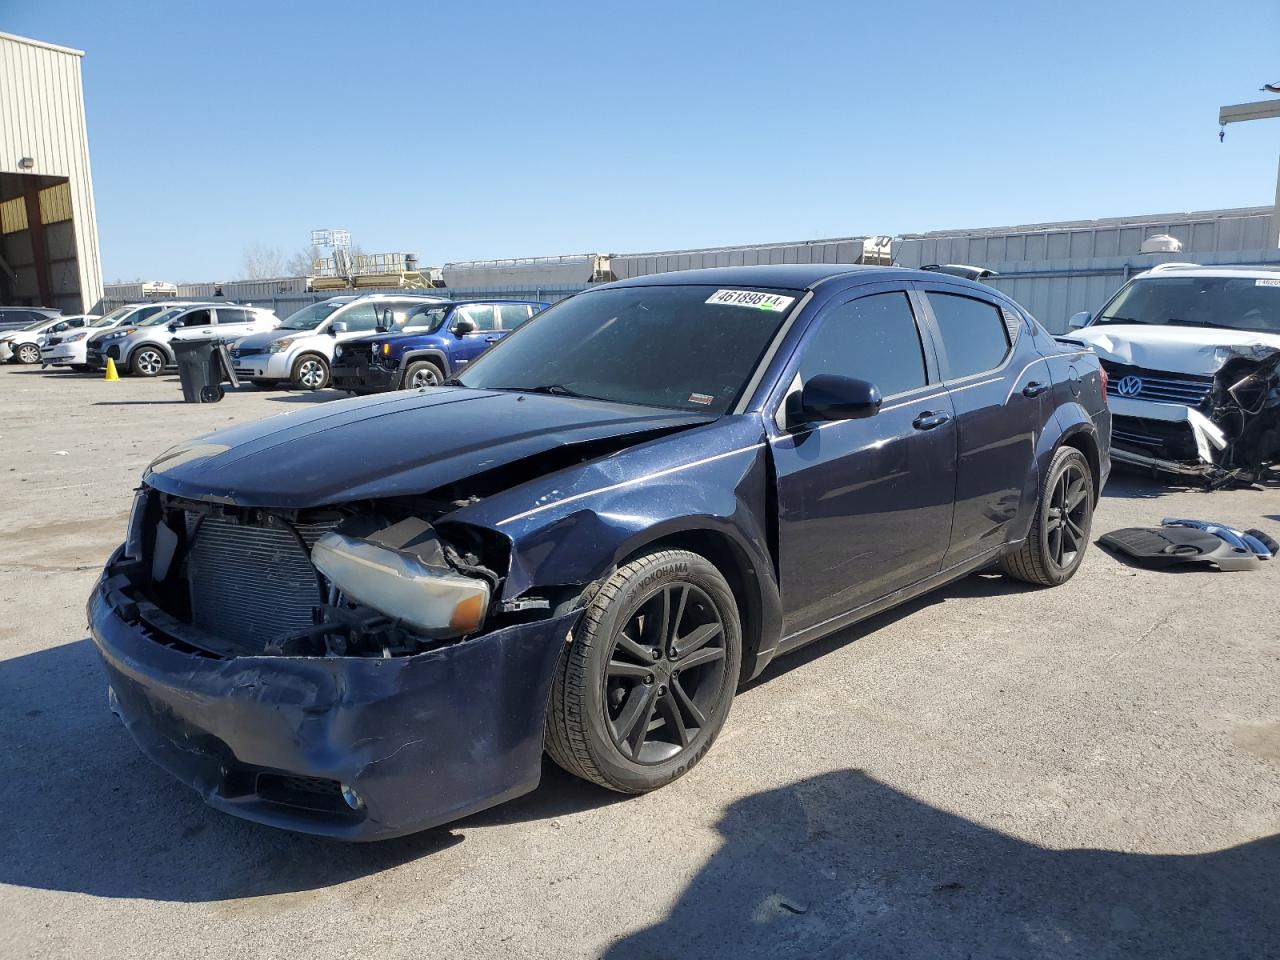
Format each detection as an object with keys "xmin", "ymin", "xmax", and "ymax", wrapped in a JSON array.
[
  {"xmin": 129, "ymin": 345, "xmax": 166, "ymax": 377},
  {"xmin": 546, "ymin": 549, "xmax": 742, "ymax": 794},
  {"xmin": 291, "ymin": 354, "xmax": 329, "ymax": 390},
  {"xmin": 404, "ymin": 360, "xmax": 444, "ymax": 390},
  {"xmin": 1001, "ymin": 446, "xmax": 1094, "ymax": 586},
  {"xmin": 16, "ymin": 343, "xmax": 40, "ymax": 364}
]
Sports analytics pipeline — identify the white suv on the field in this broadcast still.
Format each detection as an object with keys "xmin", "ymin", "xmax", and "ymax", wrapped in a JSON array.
[
  {"xmin": 1068, "ymin": 264, "xmax": 1280, "ymax": 477},
  {"xmin": 89, "ymin": 303, "xmax": 279, "ymax": 377},
  {"xmin": 230, "ymin": 293, "xmax": 450, "ymax": 389}
]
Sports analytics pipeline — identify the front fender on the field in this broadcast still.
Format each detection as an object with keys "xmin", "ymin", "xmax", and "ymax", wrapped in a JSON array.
[{"xmin": 445, "ymin": 416, "xmax": 782, "ymax": 664}]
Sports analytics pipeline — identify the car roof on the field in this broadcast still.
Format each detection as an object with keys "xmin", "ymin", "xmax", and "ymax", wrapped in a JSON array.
[
  {"xmin": 1135, "ymin": 263, "xmax": 1280, "ymax": 280},
  {"xmin": 448, "ymin": 298, "xmax": 548, "ymax": 306},
  {"xmin": 598, "ymin": 264, "xmax": 973, "ymax": 292}
]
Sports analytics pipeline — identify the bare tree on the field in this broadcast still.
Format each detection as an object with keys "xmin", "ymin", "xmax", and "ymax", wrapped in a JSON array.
[
  {"xmin": 240, "ymin": 242, "xmax": 288, "ymax": 279},
  {"xmin": 284, "ymin": 247, "xmax": 317, "ymax": 277}
]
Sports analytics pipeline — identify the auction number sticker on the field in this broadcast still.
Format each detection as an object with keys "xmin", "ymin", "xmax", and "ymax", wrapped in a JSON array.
[
  {"xmin": 1255, "ymin": 278, "xmax": 1280, "ymax": 287},
  {"xmin": 706, "ymin": 289, "xmax": 796, "ymax": 312}
]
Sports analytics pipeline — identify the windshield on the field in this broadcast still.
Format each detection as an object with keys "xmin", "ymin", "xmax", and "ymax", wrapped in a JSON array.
[
  {"xmin": 457, "ymin": 285, "xmax": 800, "ymax": 413},
  {"xmin": 97, "ymin": 305, "xmax": 136, "ymax": 324},
  {"xmin": 139, "ymin": 307, "xmax": 185, "ymax": 327},
  {"xmin": 91, "ymin": 314, "xmax": 119, "ymax": 328},
  {"xmin": 278, "ymin": 300, "xmax": 344, "ymax": 331},
  {"xmin": 405, "ymin": 305, "xmax": 450, "ymax": 331},
  {"xmin": 1096, "ymin": 276, "xmax": 1280, "ymax": 333}
]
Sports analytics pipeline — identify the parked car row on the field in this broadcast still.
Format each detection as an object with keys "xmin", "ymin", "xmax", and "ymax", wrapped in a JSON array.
[{"xmin": 8, "ymin": 292, "xmax": 551, "ymax": 396}]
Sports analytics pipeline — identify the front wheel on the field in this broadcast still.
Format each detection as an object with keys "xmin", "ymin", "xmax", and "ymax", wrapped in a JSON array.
[
  {"xmin": 1001, "ymin": 445, "xmax": 1094, "ymax": 586},
  {"xmin": 129, "ymin": 346, "xmax": 166, "ymax": 377},
  {"xmin": 16, "ymin": 343, "xmax": 41, "ymax": 364},
  {"xmin": 291, "ymin": 354, "xmax": 329, "ymax": 390},
  {"xmin": 546, "ymin": 549, "xmax": 742, "ymax": 794},
  {"xmin": 403, "ymin": 360, "xmax": 444, "ymax": 390}
]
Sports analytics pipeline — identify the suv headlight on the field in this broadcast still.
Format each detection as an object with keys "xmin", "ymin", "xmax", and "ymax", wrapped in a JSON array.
[
  {"xmin": 311, "ymin": 532, "xmax": 490, "ymax": 637},
  {"xmin": 104, "ymin": 328, "xmax": 134, "ymax": 340}
]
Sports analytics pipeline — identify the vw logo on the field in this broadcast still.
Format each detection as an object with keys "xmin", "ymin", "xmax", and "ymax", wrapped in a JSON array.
[{"xmin": 1116, "ymin": 375, "xmax": 1143, "ymax": 398}]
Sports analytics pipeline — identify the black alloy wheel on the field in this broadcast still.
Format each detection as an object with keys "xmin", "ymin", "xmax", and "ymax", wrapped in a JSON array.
[
  {"xmin": 546, "ymin": 549, "xmax": 742, "ymax": 793},
  {"xmin": 604, "ymin": 581, "xmax": 729, "ymax": 764}
]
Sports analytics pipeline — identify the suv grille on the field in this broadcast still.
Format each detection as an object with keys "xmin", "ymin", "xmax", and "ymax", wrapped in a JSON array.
[
  {"xmin": 185, "ymin": 514, "xmax": 338, "ymax": 648},
  {"xmin": 342, "ymin": 343, "xmax": 375, "ymax": 364},
  {"xmin": 1099, "ymin": 361, "xmax": 1213, "ymax": 406}
]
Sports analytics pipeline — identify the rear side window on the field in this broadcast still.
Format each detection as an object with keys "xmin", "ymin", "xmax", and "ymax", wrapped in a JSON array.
[
  {"xmin": 928, "ymin": 293, "xmax": 1010, "ymax": 379},
  {"xmin": 215, "ymin": 308, "xmax": 249, "ymax": 325},
  {"xmin": 798, "ymin": 292, "xmax": 928, "ymax": 398},
  {"xmin": 498, "ymin": 304, "xmax": 533, "ymax": 328}
]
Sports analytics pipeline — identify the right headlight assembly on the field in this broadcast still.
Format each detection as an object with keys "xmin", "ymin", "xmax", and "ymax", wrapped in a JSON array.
[{"xmin": 311, "ymin": 532, "xmax": 490, "ymax": 638}]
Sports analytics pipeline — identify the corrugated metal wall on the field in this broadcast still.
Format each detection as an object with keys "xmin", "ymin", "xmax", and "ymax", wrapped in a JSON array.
[
  {"xmin": 610, "ymin": 237, "xmax": 888, "ymax": 279},
  {"xmin": 894, "ymin": 208, "xmax": 1280, "ymax": 332},
  {"xmin": 441, "ymin": 255, "xmax": 605, "ymax": 290},
  {"xmin": 0, "ymin": 33, "xmax": 102, "ymax": 313}
]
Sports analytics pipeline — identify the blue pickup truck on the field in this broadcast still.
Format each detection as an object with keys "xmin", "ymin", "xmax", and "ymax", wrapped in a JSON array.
[{"xmin": 331, "ymin": 299, "xmax": 549, "ymax": 393}]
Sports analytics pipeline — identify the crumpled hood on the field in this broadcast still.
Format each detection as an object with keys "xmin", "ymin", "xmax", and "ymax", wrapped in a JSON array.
[
  {"xmin": 144, "ymin": 388, "xmax": 716, "ymax": 508},
  {"xmin": 1073, "ymin": 324, "xmax": 1280, "ymax": 376}
]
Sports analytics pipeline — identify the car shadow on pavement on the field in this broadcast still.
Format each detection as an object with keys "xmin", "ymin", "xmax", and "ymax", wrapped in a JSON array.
[
  {"xmin": 602, "ymin": 768, "xmax": 1278, "ymax": 959},
  {"xmin": 0, "ymin": 637, "xmax": 622, "ymax": 903}
]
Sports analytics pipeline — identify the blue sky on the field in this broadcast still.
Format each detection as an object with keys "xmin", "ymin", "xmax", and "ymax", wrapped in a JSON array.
[{"xmin": 5, "ymin": 0, "xmax": 1280, "ymax": 281}]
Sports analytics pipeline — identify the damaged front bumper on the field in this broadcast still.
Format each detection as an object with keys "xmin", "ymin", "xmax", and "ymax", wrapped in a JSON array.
[{"xmin": 89, "ymin": 550, "xmax": 579, "ymax": 841}]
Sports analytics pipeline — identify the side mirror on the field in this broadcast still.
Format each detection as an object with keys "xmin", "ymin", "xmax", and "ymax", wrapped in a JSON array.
[
  {"xmin": 1069, "ymin": 311, "xmax": 1091, "ymax": 329},
  {"xmin": 166, "ymin": 321, "xmax": 180, "ymax": 332},
  {"xmin": 329, "ymin": 321, "xmax": 348, "ymax": 335},
  {"xmin": 798, "ymin": 375, "xmax": 882, "ymax": 423},
  {"xmin": 452, "ymin": 318, "xmax": 476, "ymax": 336}
]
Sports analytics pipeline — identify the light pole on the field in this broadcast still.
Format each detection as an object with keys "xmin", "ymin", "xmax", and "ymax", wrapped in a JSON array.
[{"xmin": 1219, "ymin": 94, "xmax": 1280, "ymax": 247}]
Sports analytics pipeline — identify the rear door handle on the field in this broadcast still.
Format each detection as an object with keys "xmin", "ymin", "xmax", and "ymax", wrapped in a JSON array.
[
  {"xmin": 1022, "ymin": 381, "xmax": 1049, "ymax": 398},
  {"xmin": 912, "ymin": 411, "xmax": 952, "ymax": 431}
]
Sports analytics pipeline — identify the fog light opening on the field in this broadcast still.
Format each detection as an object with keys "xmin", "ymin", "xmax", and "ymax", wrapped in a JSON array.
[{"xmin": 341, "ymin": 784, "xmax": 364, "ymax": 811}]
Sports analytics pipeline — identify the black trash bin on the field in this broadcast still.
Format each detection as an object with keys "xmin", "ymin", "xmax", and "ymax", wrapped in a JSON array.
[{"xmin": 173, "ymin": 339, "xmax": 240, "ymax": 403}]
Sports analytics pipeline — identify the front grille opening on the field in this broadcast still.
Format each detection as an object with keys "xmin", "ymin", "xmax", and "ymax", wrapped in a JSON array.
[{"xmin": 255, "ymin": 773, "xmax": 355, "ymax": 815}]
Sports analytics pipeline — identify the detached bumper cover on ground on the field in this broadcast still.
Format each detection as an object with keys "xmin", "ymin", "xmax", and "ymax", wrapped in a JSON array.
[{"xmin": 89, "ymin": 560, "xmax": 579, "ymax": 841}]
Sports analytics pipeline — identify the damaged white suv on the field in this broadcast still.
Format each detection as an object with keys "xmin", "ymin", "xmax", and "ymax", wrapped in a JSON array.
[{"xmin": 1067, "ymin": 264, "xmax": 1280, "ymax": 484}]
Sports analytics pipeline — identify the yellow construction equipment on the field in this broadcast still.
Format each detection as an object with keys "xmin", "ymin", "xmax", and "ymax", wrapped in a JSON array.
[{"xmin": 104, "ymin": 357, "xmax": 120, "ymax": 381}]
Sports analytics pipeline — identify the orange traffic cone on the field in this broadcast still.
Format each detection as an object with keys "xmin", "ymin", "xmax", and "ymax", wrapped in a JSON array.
[{"xmin": 104, "ymin": 357, "xmax": 120, "ymax": 381}]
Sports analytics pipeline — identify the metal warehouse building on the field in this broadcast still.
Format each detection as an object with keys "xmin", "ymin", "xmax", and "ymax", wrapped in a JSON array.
[{"xmin": 0, "ymin": 32, "xmax": 102, "ymax": 314}]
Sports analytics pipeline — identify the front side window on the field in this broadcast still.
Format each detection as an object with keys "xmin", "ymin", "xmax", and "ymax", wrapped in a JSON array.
[
  {"xmin": 459, "ymin": 284, "xmax": 800, "ymax": 413},
  {"xmin": 928, "ymin": 293, "xmax": 1010, "ymax": 380},
  {"xmin": 179, "ymin": 309, "xmax": 212, "ymax": 328},
  {"xmin": 798, "ymin": 292, "xmax": 927, "ymax": 397},
  {"xmin": 457, "ymin": 304, "xmax": 497, "ymax": 331},
  {"xmin": 1096, "ymin": 276, "xmax": 1280, "ymax": 333},
  {"xmin": 336, "ymin": 302, "xmax": 380, "ymax": 332}
]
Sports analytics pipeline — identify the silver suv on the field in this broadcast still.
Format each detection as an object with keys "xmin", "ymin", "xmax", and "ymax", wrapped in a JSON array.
[{"xmin": 88, "ymin": 303, "xmax": 279, "ymax": 377}]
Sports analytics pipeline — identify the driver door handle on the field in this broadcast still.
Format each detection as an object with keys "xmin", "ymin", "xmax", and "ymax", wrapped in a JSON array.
[
  {"xmin": 912, "ymin": 411, "xmax": 952, "ymax": 431},
  {"xmin": 485, "ymin": 336, "xmax": 501, "ymax": 343},
  {"xmin": 1022, "ymin": 381, "xmax": 1049, "ymax": 398}
]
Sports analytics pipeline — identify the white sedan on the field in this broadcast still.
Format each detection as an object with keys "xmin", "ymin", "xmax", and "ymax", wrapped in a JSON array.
[
  {"xmin": 0, "ymin": 314, "xmax": 97, "ymax": 364},
  {"xmin": 40, "ymin": 314, "xmax": 126, "ymax": 369}
]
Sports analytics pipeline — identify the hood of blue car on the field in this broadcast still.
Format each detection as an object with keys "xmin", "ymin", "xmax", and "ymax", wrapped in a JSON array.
[{"xmin": 144, "ymin": 387, "xmax": 716, "ymax": 508}]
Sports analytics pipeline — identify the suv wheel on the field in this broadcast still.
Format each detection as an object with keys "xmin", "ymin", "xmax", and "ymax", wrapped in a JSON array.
[
  {"xmin": 1001, "ymin": 445, "xmax": 1094, "ymax": 586},
  {"xmin": 292, "ymin": 354, "xmax": 329, "ymax": 390},
  {"xmin": 404, "ymin": 360, "xmax": 444, "ymax": 389},
  {"xmin": 129, "ymin": 346, "xmax": 166, "ymax": 377},
  {"xmin": 16, "ymin": 343, "xmax": 40, "ymax": 364},
  {"xmin": 545, "ymin": 549, "xmax": 742, "ymax": 794}
]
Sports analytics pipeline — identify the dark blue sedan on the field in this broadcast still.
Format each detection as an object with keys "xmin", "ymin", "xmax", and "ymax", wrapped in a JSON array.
[{"xmin": 89, "ymin": 265, "xmax": 1110, "ymax": 839}]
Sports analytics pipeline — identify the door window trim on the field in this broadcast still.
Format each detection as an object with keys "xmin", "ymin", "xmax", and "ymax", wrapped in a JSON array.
[{"xmin": 764, "ymin": 283, "xmax": 941, "ymax": 435}]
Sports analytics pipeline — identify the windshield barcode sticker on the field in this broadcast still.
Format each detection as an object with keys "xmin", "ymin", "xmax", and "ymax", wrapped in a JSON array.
[
  {"xmin": 1255, "ymin": 279, "xmax": 1280, "ymax": 287},
  {"xmin": 706, "ymin": 289, "xmax": 796, "ymax": 312}
]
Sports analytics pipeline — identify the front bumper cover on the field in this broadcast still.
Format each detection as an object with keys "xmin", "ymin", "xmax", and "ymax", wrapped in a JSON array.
[{"xmin": 89, "ymin": 557, "xmax": 579, "ymax": 840}]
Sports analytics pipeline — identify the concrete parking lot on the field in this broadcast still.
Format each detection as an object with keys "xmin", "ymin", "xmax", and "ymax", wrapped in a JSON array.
[{"xmin": 1, "ymin": 362, "xmax": 1277, "ymax": 960}]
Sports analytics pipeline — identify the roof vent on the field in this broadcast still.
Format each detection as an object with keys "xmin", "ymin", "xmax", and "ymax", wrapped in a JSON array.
[{"xmin": 1140, "ymin": 234, "xmax": 1183, "ymax": 254}]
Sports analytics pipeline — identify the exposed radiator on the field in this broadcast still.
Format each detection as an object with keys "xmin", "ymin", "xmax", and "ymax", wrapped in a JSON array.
[{"xmin": 185, "ymin": 514, "xmax": 338, "ymax": 648}]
